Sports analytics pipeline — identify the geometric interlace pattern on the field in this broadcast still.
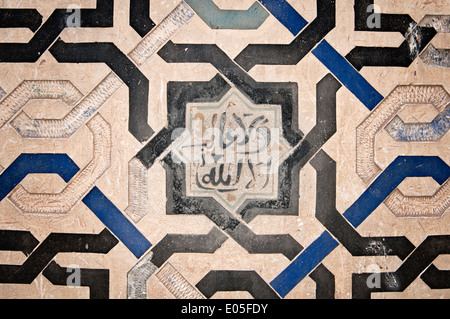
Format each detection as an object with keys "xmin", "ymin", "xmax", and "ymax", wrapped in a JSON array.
[{"xmin": 0, "ymin": 0, "xmax": 449, "ymax": 299}]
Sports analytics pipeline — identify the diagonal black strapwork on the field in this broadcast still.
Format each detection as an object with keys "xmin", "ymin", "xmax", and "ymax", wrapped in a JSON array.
[
  {"xmin": 0, "ymin": 0, "xmax": 114, "ymax": 63},
  {"xmin": 130, "ymin": 0, "xmax": 156, "ymax": 37},
  {"xmin": 0, "ymin": 230, "xmax": 39, "ymax": 256},
  {"xmin": 196, "ymin": 270, "xmax": 280, "ymax": 299},
  {"xmin": 354, "ymin": 0, "xmax": 415, "ymax": 34},
  {"xmin": 234, "ymin": 0, "xmax": 336, "ymax": 71},
  {"xmin": 43, "ymin": 261, "xmax": 111, "ymax": 299},
  {"xmin": 352, "ymin": 236, "xmax": 450, "ymax": 298},
  {"xmin": 310, "ymin": 150, "xmax": 415, "ymax": 260},
  {"xmin": 0, "ymin": 9, "xmax": 43, "ymax": 32},
  {"xmin": 0, "ymin": 229, "xmax": 118, "ymax": 284}
]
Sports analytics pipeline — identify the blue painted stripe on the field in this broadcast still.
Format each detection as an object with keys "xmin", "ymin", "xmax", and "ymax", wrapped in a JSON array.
[
  {"xmin": 271, "ymin": 156, "xmax": 450, "ymax": 297},
  {"xmin": 344, "ymin": 156, "xmax": 450, "ymax": 228},
  {"xmin": 82, "ymin": 187, "xmax": 152, "ymax": 258},
  {"xmin": 0, "ymin": 153, "xmax": 151, "ymax": 258},
  {"xmin": 0, "ymin": 154, "xmax": 78, "ymax": 200},
  {"xmin": 258, "ymin": 0, "xmax": 308, "ymax": 35},
  {"xmin": 256, "ymin": 2, "xmax": 383, "ymax": 112},
  {"xmin": 312, "ymin": 40, "xmax": 384, "ymax": 111},
  {"xmin": 270, "ymin": 231, "xmax": 339, "ymax": 298}
]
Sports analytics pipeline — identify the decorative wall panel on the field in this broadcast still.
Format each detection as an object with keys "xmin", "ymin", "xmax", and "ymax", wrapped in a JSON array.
[{"xmin": 0, "ymin": 0, "xmax": 448, "ymax": 299}]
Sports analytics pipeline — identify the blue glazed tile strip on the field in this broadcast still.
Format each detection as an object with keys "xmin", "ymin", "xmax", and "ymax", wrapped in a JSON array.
[
  {"xmin": 0, "ymin": 154, "xmax": 78, "ymax": 200},
  {"xmin": 0, "ymin": 153, "xmax": 151, "ymax": 259},
  {"xmin": 83, "ymin": 187, "xmax": 152, "ymax": 258},
  {"xmin": 270, "ymin": 231, "xmax": 339, "ymax": 298},
  {"xmin": 271, "ymin": 156, "xmax": 450, "ymax": 297},
  {"xmin": 257, "ymin": 1, "xmax": 384, "ymax": 111},
  {"xmin": 312, "ymin": 40, "xmax": 384, "ymax": 111},
  {"xmin": 343, "ymin": 156, "xmax": 450, "ymax": 228},
  {"xmin": 258, "ymin": 0, "xmax": 308, "ymax": 35}
]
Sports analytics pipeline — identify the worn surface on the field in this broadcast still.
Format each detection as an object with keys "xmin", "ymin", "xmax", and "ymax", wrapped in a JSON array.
[{"xmin": 0, "ymin": 0, "xmax": 449, "ymax": 299}]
